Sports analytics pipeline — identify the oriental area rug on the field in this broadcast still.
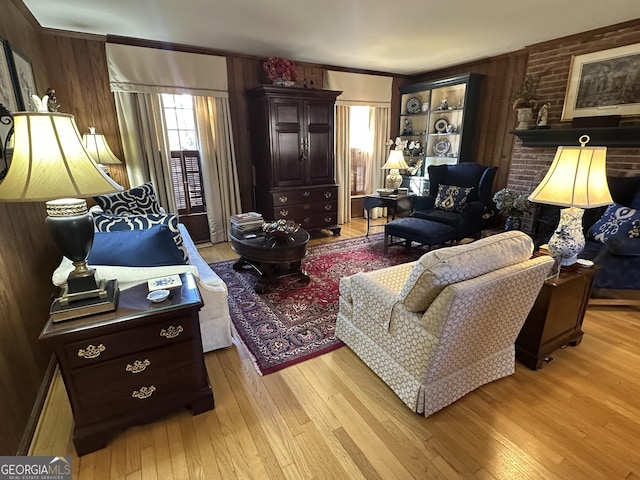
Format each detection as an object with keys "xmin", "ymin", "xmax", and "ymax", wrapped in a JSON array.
[{"xmin": 210, "ymin": 233, "xmax": 424, "ymax": 375}]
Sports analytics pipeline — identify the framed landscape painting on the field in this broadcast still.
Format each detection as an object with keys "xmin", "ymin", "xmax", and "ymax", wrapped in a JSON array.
[
  {"xmin": 0, "ymin": 37, "xmax": 19, "ymax": 112},
  {"xmin": 562, "ymin": 42, "xmax": 640, "ymax": 121},
  {"xmin": 11, "ymin": 46, "xmax": 37, "ymax": 111}
]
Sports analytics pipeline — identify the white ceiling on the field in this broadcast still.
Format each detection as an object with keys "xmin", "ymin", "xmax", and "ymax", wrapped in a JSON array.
[{"xmin": 22, "ymin": 0, "xmax": 640, "ymax": 75}]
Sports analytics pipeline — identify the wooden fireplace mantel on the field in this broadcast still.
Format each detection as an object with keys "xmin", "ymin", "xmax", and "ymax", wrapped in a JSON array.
[{"xmin": 511, "ymin": 126, "xmax": 640, "ymax": 148}]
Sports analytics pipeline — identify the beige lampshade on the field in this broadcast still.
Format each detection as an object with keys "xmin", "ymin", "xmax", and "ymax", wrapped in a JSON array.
[
  {"xmin": 528, "ymin": 138, "xmax": 612, "ymax": 208},
  {"xmin": 82, "ymin": 127, "xmax": 122, "ymax": 165},
  {"xmin": 0, "ymin": 112, "xmax": 122, "ymax": 202},
  {"xmin": 382, "ymin": 149, "xmax": 409, "ymax": 170}
]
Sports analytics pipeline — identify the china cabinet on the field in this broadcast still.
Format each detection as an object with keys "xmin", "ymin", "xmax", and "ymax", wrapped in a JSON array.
[
  {"xmin": 247, "ymin": 86, "xmax": 341, "ymax": 234},
  {"xmin": 398, "ymin": 73, "xmax": 483, "ymax": 194}
]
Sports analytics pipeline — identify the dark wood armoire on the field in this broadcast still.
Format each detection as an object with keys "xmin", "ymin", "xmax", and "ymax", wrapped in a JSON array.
[{"xmin": 247, "ymin": 86, "xmax": 342, "ymax": 235}]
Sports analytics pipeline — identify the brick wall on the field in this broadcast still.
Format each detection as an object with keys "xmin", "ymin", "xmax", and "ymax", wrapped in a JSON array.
[{"xmin": 508, "ymin": 20, "xmax": 640, "ymax": 231}]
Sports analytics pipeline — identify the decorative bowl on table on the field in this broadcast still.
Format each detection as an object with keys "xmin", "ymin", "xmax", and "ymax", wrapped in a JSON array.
[
  {"xmin": 262, "ymin": 219, "xmax": 300, "ymax": 241},
  {"xmin": 376, "ymin": 188, "xmax": 395, "ymax": 196}
]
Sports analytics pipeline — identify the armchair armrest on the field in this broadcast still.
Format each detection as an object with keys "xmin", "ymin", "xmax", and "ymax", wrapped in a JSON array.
[{"xmin": 456, "ymin": 201, "xmax": 484, "ymax": 237}]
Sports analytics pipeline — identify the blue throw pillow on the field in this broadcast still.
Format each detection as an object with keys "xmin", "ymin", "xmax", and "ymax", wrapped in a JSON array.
[
  {"xmin": 94, "ymin": 182, "xmax": 162, "ymax": 215},
  {"xmin": 588, "ymin": 202, "xmax": 640, "ymax": 243},
  {"xmin": 434, "ymin": 185, "xmax": 474, "ymax": 213},
  {"xmin": 88, "ymin": 225, "xmax": 186, "ymax": 266},
  {"xmin": 93, "ymin": 212, "xmax": 189, "ymax": 263}
]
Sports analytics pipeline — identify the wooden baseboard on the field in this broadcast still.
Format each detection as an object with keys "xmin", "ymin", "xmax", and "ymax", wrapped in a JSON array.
[
  {"xmin": 18, "ymin": 355, "xmax": 57, "ymax": 455},
  {"xmin": 589, "ymin": 298, "xmax": 640, "ymax": 308}
]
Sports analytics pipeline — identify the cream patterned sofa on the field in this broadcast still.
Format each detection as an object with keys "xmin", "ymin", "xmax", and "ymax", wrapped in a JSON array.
[
  {"xmin": 335, "ymin": 231, "xmax": 554, "ymax": 416},
  {"xmin": 53, "ymin": 224, "xmax": 233, "ymax": 353}
]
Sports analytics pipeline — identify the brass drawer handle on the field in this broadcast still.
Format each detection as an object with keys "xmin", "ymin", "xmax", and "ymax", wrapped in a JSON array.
[
  {"xmin": 304, "ymin": 217, "xmax": 311, "ymax": 223},
  {"xmin": 324, "ymin": 216, "xmax": 332, "ymax": 222},
  {"xmin": 304, "ymin": 204, "xmax": 311, "ymax": 210},
  {"xmin": 132, "ymin": 386, "xmax": 156, "ymax": 399},
  {"xmin": 279, "ymin": 209, "xmax": 289, "ymax": 217},
  {"xmin": 279, "ymin": 195, "xmax": 288, "ymax": 203},
  {"xmin": 160, "ymin": 325, "xmax": 183, "ymax": 339},
  {"xmin": 126, "ymin": 359, "xmax": 151, "ymax": 374},
  {"xmin": 78, "ymin": 344, "xmax": 106, "ymax": 359},
  {"xmin": 325, "ymin": 192, "xmax": 333, "ymax": 198},
  {"xmin": 324, "ymin": 204, "xmax": 333, "ymax": 210},
  {"xmin": 303, "ymin": 191, "xmax": 311, "ymax": 197}
]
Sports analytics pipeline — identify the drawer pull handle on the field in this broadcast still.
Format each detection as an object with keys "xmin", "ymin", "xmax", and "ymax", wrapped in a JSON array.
[
  {"xmin": 279, "ymin": 195, "xmax": 288, "ymax": 203},
  {"xmin": 279, "ymin": 209, "xmax": 289, "ymax": 217},
  {"xmin": 304, "ymin": 217, "xmax": 311, "ymax": 223},
  {"xmin": 324, "ymin": 217, "xmax": 332, "ymax": 222},
  {"xmin": 160, "ymin": 325, "xmax": 183, "ymax": 339},
  {"xmin": 78, "ymin": 344, "xmax": 106, "ymax": 359},
  {"xmin": 132, "ymin": 386, "xmax": 156, "ymax": 399},
  {"xmin": 303, "ymin": 204, "xmax": 311, "ymax": 210},
  {"xmin": 303, "ymin": 191, "xmax": 311, "ymax": 197},
  {"xmin": 126, "ymin": 359, "xmax": 151, "ymax": 374},
  {"xmin": 325, "ymin": 192, "xmax": 333, "ymax": 198},
  {"xmin": 324, "ymin": 204, "xmax": 333, "ymax": 211}
]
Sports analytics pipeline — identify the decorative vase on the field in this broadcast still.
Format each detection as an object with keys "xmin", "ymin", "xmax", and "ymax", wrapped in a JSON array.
[
  {"xmin": 504, "ymin": 215, "xmax": 522, "ymax": 231},
  {"xmin": 548, "ymin": 208, "xmax": 585, "ymax": 266},
  {"xmin": 273, "ymin": 78, "xmax": 286, "ymax": 86},
  {"xmin": 516, "ymin": 107, "xmax": 534, "ymax": 130}
]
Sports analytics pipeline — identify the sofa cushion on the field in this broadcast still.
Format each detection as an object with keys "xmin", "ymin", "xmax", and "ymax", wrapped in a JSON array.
[
  {"xmin": 94, "ymin": 182, "xmax": 162, "ymax": 215},
  {"xmin": 93, "ymin": 212, "xmax": 189, "ymax": 263},
  {"xmin": 88, "ymin": 225, "xmax": 186, "ymax": 266},
  {"xmin": 434, "ymin": 185, "xmax": 474, "ymax": 213},
  {"xmin": 399, "ymin": 231, "xmax": 535, "ymax": 312},
  {"xmin": 587, "ymin": 203, "xmax": 640, "ymax": 243}
]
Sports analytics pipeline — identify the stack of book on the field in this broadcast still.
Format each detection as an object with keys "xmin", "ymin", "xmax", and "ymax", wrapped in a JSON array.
[{"xmin": 230, "ymin": 212, "xmax": 264, "ymax": 231}]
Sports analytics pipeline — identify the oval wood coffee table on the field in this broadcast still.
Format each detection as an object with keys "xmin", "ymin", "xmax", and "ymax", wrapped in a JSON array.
[{"xmin": 229, "ymin": 227, "xmax": 311, "ymax": 293}]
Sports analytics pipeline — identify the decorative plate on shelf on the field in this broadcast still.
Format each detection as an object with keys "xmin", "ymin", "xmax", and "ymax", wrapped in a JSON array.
[
  {"xmin": 406, "ymin": 97, "xmax": 422, "ymax": 114},
  {"xmin": 434, "ymin": 117, "xmax": 449, "ymax": 133},
  {"xmin": 433, "ymin": 138, "xmax": 451, "ymax": 156}
]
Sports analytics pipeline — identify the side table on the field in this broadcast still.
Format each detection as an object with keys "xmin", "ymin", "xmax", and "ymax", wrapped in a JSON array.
[
  {"xmin": 364, "ymin": 193, "xmax": 413, "ymax": 236},
  {"xmin": 516, "ymin": 263, "xmax": 599, "ymax": 370},
  {"xmin": 39, "ymin": 272, "xmax": 214, "ymax": 455}
]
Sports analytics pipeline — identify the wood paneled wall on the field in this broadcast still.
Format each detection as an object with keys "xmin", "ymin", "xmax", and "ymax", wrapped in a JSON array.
[{"xmin": 0, "ymin": 0, "xmax": 58, "ymax": 456}]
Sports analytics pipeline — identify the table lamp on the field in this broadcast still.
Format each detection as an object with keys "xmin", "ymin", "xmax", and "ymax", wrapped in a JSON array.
[
  {"xmin": 82, "ymin": 126, "xmax": 122, "ymax": 175},
  {"xmin": 528, "ymin": 135, "xmax": 612, "ymax": 266},
  {"xmin": 382, "ymin": 149, "xmax": 409, "ymax": 191},
  {"xmin": 0, "ymin": 104, "xmax": 124, "ymax": 319}
]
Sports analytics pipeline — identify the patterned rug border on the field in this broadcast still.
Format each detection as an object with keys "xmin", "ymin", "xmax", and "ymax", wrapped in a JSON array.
[{"xmin": 211, "ymin": 232, "xmax": 422, "ymax": 375}]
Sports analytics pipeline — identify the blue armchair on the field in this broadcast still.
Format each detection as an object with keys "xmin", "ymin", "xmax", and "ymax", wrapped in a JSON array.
[{"xmin": 411, "ymin": 162, "xmax": 498, "ymax": 241}]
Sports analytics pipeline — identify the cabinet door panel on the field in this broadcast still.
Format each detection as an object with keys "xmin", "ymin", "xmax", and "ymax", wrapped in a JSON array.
[
  {"xmin": 273, "ymin": 131, "xmax": 304, "ymax": 186},
  {"xmin": 273, "ymin": 101, "xmax": 301, "ymax": 125},
  {"xmin": 307, "ymin": 130, "xmax": 333, "ymax": 184}
]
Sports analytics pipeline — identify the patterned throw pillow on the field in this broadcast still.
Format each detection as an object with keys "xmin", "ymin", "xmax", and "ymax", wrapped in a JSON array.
[
  {"xmin": 434, "ymin": 185, "xmax": 474, "ymax": 213},
  {"xmin": 94, "ymin": 182, "xmax": 162, "ymax": 215},
  {"xmin": 93, "ymin": 212, "xmax": 189, "ymax": 264},
  {"xmin": 588, "ymin": 203, "xmax": 640, "ymax": 243}
]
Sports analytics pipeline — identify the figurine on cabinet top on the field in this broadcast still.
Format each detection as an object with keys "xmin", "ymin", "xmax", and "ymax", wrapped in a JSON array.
[
  {"xmin": 402, "ymin": 118, "xmax": 413, "ymax": 135},
  {"xmin": 437, "ymin": 98, "xmax": 449, "ymax": 110}
]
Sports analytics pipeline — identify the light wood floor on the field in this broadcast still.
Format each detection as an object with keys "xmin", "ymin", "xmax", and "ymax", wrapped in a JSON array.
[{"xmin": 31, "ymin": 219, "xmax": 640, "ymax": 479}]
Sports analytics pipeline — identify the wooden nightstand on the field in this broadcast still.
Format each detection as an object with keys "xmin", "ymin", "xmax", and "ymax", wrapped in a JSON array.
[
  {"xmin": 516, "ymin": 263, "xmax": 599, "ymax": 370},
  {"xmin": 364, "ymin": 193, "xmax": 413, "ymax": 236},
  {"xmin": 39, "ymin": 273, "xmax": 214, "ymax": 455}
]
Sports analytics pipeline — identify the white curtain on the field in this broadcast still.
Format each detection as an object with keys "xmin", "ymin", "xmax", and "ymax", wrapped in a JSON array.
[
  {"xmin": 325, "ymin": 71, "xmax": 393, "ymax": 223},
  {"xmin": 194, "ymin": 96, "xmax": 242, "ymax": 243},
  {"xmin": 335, "ymin": 105, "xmax": 351, "ymax": 224},
  {"xmin": 107, "ymin": 42, "xmax": 240, "ymax": 244},
  {"xmin": 113, "ymin": 92, "xmax": 176, "ymax": 213}
]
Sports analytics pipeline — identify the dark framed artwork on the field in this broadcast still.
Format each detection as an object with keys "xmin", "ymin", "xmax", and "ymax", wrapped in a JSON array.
[
  {"xmin": 562, "ymin": 42, "xmax": 640, "ymax": 121},
  {"xmin": 10, "ymin": 46, "xmax": 37, "ymax": 111},
  {"xmin": 0, "ymin": 37, "xmax": 19, "ymax": 112}
]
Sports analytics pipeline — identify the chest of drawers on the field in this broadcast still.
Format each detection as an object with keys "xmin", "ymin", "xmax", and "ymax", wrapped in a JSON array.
[{"xmin": 39, "ymin": 273, "xmax": 214, "ymax": 455}]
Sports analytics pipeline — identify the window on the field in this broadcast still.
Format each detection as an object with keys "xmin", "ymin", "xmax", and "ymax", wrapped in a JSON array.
[
  {"xmin": 349, "ymin": 106, "xmax": 372, "ymax": 196},
  {"xmin": 162, "ymin": 94, "xmax": 206, "ymax": 214}
]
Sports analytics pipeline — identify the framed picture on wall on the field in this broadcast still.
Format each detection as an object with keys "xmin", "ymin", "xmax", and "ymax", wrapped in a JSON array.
[
  {"xmin": 10, "ymin": 46, "xmax": 37, "ymax": 111},
  {"xmin": 562, "ymin": 42, "xmax": 640, "ymax": 121},
  {"xmin": 0, "ymin": 37, "xmax": 19, "ymax": 112}
]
